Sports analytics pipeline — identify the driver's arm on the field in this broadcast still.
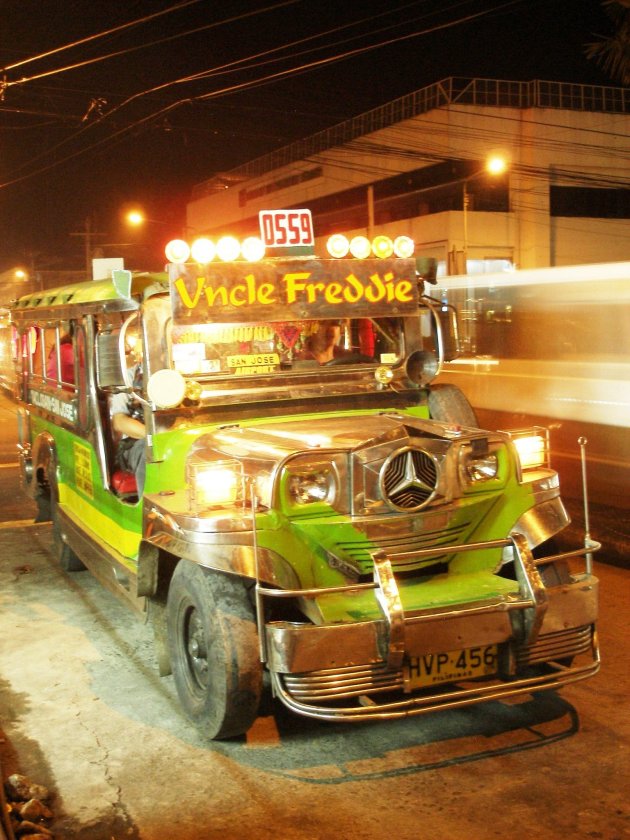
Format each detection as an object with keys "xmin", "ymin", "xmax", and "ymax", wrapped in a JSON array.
[{"xmin": 112, "ymin": 412, "xmax": 145, "ymax": 439}]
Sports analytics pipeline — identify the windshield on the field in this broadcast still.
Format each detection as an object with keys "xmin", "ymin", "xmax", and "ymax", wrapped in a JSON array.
[{"xmin": 170, "ymin": 317, "xmax": 406, "ymax": 378}]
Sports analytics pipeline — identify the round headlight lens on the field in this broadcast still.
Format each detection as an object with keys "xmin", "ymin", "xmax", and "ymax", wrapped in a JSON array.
[
  {"xmin": 465, "ymin": 454, "xmax": 499, "ymax": 482},
  {"xmin": 288, "ymin": 468, "xmax": 336, "ymax": 505}
]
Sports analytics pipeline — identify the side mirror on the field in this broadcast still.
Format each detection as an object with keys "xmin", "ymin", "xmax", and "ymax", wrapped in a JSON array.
[{"xmin": 436, "ymin": 303, "xmax": 461, "ymax": 362}]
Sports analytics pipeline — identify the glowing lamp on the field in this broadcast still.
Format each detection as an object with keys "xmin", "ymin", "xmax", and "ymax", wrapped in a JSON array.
[
  {"xmin": 326, "ymin": 234, "xmax": 350, "ymax": 258},
  {"xmin": 191, "ymin": 238, "xmax": 216, "ymax": 264},
  {"xmin": 507, "ymin": 428, "xmax": 549, "ymax": 471},
  {"xmin": 241, "ymin": 236, "xmax": 266, "ymax": 261},
  {"xmin": 165, "ymin": 239, "xmax": 191, "ymax": 264},
  {"xmin": 486, "ymin": 154, "xmax": 508, "ymax": 176},
  {"xmin": 126, "ymin": 210, "xmax": 144, "ymax": 227},
  {"xmin": 216, "ymin": 236, "xmax": 241, "ymax": 261},
  {"xmin": 393, "ymin": 235, "xmax": 414, "ymax": 258},
  {"xmin": 349, "ymin": 236, "xmax": 371, "ymax": 259},
  {"xmin": 188, "ymin": 458, "xmax": 243, "ymax": 510},
  {"xmin": 372, "ymin": 235, "xmax": 394, "ymax": 259}
]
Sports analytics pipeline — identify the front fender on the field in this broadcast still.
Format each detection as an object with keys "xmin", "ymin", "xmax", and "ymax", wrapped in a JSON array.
[{"xmin": 511, "ymin": 497, "xmax": 570, "ymax": 549}]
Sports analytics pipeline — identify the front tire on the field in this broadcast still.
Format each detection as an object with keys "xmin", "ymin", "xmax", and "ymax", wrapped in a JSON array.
[
  {"xmin": 50, "ymin": 482, "xmax": 85, "ymax": 572},
  {"xmin": 166, "ymin": 562, "xmax": 262, "ymax": 739}
]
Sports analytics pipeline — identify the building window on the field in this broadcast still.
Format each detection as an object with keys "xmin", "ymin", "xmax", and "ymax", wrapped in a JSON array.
[{"xmin": 550, "ymin": 186, "xmax": 630, "ymax": 218}]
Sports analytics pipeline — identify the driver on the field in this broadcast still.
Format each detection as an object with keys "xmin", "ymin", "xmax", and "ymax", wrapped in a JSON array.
[
  {"xmin": 301, "ymin": 320, "xmax": 344, "ymax": 364},
  {"xmin": 111, "ymin": 334, "xmax": 146, "ymax": 494}
]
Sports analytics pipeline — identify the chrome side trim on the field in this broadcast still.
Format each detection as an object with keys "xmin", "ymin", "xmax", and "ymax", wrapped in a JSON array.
[{"xmin": 57, "ymin": 505, "xmax": 146, "ymax": 615}]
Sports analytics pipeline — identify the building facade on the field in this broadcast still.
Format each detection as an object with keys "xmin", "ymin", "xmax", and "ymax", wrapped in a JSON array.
[{"xmin": 186, "ymin": 77, "xmax": 630, "ymax": 275}]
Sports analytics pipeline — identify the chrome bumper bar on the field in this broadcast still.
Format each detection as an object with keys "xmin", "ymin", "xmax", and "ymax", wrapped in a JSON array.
[
  {"xmin": 269, "ymin": 632, "xmax": 600, "ymax": 723},
  {"xmin": 257, "ymin": 534, "xmax": 600, "ymax": 722}
]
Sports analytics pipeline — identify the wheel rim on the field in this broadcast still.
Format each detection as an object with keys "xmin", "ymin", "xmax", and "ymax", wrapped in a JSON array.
[{"xmin": 183, "ymin": 604, "xmax": 209, "ymax": 691}]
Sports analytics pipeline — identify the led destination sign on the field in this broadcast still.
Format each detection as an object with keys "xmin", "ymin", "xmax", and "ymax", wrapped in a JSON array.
[{"xmin": 170, "ymin": 258, "xmax": 418, "ymax": 324}]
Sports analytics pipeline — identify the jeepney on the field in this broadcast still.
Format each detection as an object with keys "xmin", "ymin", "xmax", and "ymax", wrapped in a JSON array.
[{"xmin": 13, "ymin": 214, "xmax": 600, "ymax": 738}]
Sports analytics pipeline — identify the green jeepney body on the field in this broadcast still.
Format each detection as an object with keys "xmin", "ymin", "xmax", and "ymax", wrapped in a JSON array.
[{"xmin": 13, "ymin": 249, "xmax": 599, "ymax": 732}]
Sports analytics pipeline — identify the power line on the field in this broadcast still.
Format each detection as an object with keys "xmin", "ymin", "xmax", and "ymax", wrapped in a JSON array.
[
  {"xmin": 0, "ymin": 0, "xmax": 530, "ymax": 188},
  {"xmin": 0, "ymin": 0, "xmax": 204, "ymax": 75}
]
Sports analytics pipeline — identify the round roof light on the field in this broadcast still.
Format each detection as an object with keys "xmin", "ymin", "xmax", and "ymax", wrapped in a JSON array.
[
  {"xmin": 326, "ymin": 234, "xmax": 349, "ymax": 258},
  {"xmin": 241, "ymin": 236, "xmax": 266, "ymax": 262},
  {"xmin": 393, "ymin": 235, "xmax": 414, "ymax": 258},
  {"xmin": 372, "ymin": 235, "xmax": 394, "ymax": 259},
  {"xmin": 216, "ymin": 235, "xmax": 241, "ymax": 261},
  {"xmin": 165, "ymin": 239, "xmax": 191, "ymax": 264},
  {"xmin": 191, "ymin": 238, "xmax": 216, "ymax": 264},
  {"xmin": 349, "ymin": 236, "xmax": 371, "ymax": 259}
]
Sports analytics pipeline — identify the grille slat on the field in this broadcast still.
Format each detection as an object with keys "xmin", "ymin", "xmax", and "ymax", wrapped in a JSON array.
[
  {"xmin": 516, "ymin": 625, "xmax": 593, "ymax": 666},
  {"xmin": 335, "ymin": 523, "xmax": 470, "ymax": 573},
  {"xmin": 283, "ymin": 664, "xmax": 402, "ymax": 700}
]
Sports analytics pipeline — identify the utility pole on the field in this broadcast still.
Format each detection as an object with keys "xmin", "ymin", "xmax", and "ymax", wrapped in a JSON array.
[{"xmin": 70, "ymin": 216, "xmax": 105, "ymax": 277}]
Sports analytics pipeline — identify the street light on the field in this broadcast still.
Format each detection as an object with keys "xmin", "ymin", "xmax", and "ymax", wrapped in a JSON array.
[
  {"xmin": 126, "ymin": 210, "xmax": 145, "ymax": 227},
  {"xmin": 124, "ymin": 208, "xmax": 169, "ymax": 229},
  {"xmin": 462, "ymin": 154, "xmax": 508, "ymax": 273}
]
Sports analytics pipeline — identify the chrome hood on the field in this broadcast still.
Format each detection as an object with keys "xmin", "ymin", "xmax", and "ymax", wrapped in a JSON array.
[
  {"xmin": 195, "ymin": 412, "xmax": 485, "ymax": 462},
  {"xmin": 190, "ymin": 413, "xmax": 502, "ymax": 517}
]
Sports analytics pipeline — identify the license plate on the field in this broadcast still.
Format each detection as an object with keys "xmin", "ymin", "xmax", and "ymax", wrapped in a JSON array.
[{"xmin": 404, "ymin": 644, "xmax": 498, "ymax": 690}]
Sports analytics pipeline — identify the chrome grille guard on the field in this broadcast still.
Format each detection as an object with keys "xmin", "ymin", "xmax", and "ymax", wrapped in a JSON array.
[{"xmin": 253, "ymin": 523, "xmax": 600, "ymax": 722}]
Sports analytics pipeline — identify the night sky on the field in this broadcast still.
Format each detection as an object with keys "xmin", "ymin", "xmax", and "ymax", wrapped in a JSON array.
[{"xmin": 0, "ymin": 0, "xmax": 615, "ymax": 272}]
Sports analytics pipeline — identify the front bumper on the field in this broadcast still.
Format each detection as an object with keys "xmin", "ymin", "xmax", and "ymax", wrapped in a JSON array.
[{"xmin": 260, "ymin": 534, "xmax": 600, "ymax": 722}]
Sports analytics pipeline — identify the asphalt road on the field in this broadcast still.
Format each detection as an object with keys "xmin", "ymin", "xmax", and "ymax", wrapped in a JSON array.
[
  {"xmin": 0, "ymin": 525, "xmax": 628, "ymax": 840},
  {"xmin": 0, "ymin": 392, "xmax": 628, "ymax": 839}
]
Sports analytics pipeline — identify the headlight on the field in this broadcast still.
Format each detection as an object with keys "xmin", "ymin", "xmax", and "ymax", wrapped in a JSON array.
[
  {"xmin": 505, "ymin": 427, "xmax": 549, "ymax": 471},
  {"xmin": 464, "ymin": 453, "xmax": 499, "ymax": 482},
  {"xmin": 460, "ymin": 439, "xmax": 500, "ymax": 484},
  {"xmin": 286, "ymin": 466, "xmax": 337, "ymax": 506},
  {"xmin": 187, "ymin": 458, "xmax": 244, "ymax": 511}
]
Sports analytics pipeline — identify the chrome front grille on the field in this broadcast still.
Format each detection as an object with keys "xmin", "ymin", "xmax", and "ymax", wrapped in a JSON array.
[{"xmin": 335, "ymin": 522, "xmax": 470, "ymax": 574}]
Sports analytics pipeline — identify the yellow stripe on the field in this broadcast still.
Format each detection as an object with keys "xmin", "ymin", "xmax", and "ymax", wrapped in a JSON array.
[{"xmin": 59, "ymin": 484, "xmax": 141, "ymax": 563}]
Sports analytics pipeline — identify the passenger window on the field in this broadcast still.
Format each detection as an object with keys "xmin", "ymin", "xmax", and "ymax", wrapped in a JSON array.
[{"xmin": 46, "ymin": 322, "xmax": 76, "ymax": 387}]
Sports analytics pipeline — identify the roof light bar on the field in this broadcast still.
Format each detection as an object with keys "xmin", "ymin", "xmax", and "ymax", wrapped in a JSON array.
[{"xmin": 326, "ymin": 234, "xmax": 415, "ymax": 259}]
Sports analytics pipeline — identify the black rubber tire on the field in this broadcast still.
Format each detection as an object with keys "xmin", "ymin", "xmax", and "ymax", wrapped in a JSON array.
[
  {"xmin": 166, "ymin": 562, "xmax": 262, "ymax": 739},
  {"xmin": 34, "ymin": 486, "xmax": 52, "ymax": 523},
  {"xmin": 428, "ymin": 383, "xmax": 479, "ymax": 427},
  {"xmin": 51, "ymin": 497, "xmax": 86, "ymax": 572}
]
